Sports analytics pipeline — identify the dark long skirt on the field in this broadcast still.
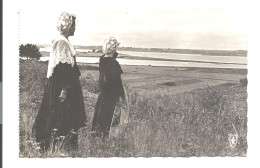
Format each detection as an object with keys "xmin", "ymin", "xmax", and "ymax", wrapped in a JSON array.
[
  {"xmin": 91, "ymin": 89, "xmax": 117, "ymax": 138},
  {"xmin": 33, "ymin": 63, "xmax": 86, "ymax": 151}
]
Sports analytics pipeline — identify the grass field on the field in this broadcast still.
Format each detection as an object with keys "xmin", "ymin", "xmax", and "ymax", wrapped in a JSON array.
[{"xmin": 19, "ymin": 59, "xmax": 247, "ymax": 157}]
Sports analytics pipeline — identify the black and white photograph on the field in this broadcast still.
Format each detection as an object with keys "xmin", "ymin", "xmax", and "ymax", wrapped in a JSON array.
[{"xmin": 2, "ymin": 0, "xmax": 260, "ymax": 167}]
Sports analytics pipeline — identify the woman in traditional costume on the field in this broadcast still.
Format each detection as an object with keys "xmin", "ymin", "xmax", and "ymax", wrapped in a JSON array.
[
  {"xmin": 91, "ymin": 37, "xmax": 127, "ymax": 139},
  {"xmin": 33, "ymin": 12, "xmax": 86, "ymax": 151}
]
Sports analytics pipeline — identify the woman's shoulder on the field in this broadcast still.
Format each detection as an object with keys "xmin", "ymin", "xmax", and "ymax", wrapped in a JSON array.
[
  {"xmin": 52, "ymin": 39, "xmax": 69, "ymax": 50},
  {"xmin": 51, "ymin": 35, "xmax": 72, "ymax": 49},
  {"xmin": 100, "ymin": 55, "xmax": 105, "ymax": 60},
  {"xmin": 56, "ymin": 40, "xmax": 70, "ymax": 47},
  {"xmin": 99, "ymin": 56, "xmax": 117, "ymax": 70},
  {"xmin": 100, "ymin": 55, "xmax": 116, "ymax": 62}
]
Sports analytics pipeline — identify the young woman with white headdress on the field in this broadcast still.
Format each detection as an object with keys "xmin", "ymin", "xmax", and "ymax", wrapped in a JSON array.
[
  {"xmin": 91, "ymin": 37, "xmax": 128, "ymax": 139},
  {"xmin": 33, "ymin": 12, "xmax": 86, "ymax": 151}
]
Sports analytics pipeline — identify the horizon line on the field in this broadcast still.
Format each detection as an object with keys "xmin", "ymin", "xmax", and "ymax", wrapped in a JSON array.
[{"xmin": 33, "ymin": 43, "xmax": 247, "ymax": 52}]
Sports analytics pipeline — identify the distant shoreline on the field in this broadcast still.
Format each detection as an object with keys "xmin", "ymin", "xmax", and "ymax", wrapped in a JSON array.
[
  {"xmin": 37, "ymin": 44, "xmax": 247, "ymax": 57},
  {"xmin": 40, "ymin": 51, "xmax": 247, "ymax": 67},
  {"xmin": 21, "ymin": 59, "xmax": 247, "ymax": 75}
]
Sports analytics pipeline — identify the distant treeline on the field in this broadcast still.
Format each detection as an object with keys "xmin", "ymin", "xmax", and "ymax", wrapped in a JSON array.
[{"xmin": 74, "ymin": 45, "xmax": 247, "ymax": 56}]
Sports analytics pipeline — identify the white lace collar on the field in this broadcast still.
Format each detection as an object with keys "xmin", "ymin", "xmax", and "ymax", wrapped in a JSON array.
[{"xmin": 47, "ymin": 35, "xmax": 76, "ymax": 78}]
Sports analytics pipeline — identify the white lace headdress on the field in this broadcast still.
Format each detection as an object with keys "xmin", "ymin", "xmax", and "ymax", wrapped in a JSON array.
[
  {"xmin": 47, "ymin": 12, "xmax": 77, "ymax": 78},
  {"xmin": 57, "ymin": 12, "xmax": 76, "ymax": 34},
  {"xmin": 47, "ymin": 35, "xmax": 76, "ymax": 78},
  {"xmin": 102, "ymin": 37, "xmax": 120, "ymax": 54}
]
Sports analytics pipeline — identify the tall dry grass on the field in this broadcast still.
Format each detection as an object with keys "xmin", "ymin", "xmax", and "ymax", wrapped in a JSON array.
[{"xmin": 19, "ymin": 60, "xmax": 247, "ymax": 157}]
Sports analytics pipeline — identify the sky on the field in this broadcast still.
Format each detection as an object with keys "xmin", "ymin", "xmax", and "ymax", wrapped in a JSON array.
[{"xmin": 18, "ymin": 0, "xmax": 248, "ymax": 50}]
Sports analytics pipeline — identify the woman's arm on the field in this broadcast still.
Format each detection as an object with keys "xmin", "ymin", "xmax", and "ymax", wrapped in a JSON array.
[{"xmin": 103, "ymin": 60, "xmax": 117, "ymax": 90}]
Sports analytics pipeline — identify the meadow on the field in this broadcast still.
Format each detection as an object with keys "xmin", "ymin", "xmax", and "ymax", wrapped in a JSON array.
[{"xmin": 19, "ymin": 59, "xmax": 247, "ymax": 157}]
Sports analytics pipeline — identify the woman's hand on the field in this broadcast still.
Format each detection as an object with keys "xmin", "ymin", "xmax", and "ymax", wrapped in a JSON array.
[
  {"xmin": 119, "ymin": 97, "xmax": 123, "ymax": 102},
  {"xmin": 59, "ymin": 89, "xmax": 67, "ymax": 103}
]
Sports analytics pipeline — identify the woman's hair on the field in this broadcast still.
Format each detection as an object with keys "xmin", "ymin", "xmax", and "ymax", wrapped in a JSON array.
[{"xmin": 57, "ymin": 12, "xmax": 76, "ymax": 34}]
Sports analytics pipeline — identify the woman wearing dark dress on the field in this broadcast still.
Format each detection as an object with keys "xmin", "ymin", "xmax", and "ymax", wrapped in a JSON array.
[
  {"xmin": 91, "ymin": 37, "xmax": 125, "ymax": 138},
  {"xmin": 32, "ymin": 12, "xmax": 86, "ymax": 151}
]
